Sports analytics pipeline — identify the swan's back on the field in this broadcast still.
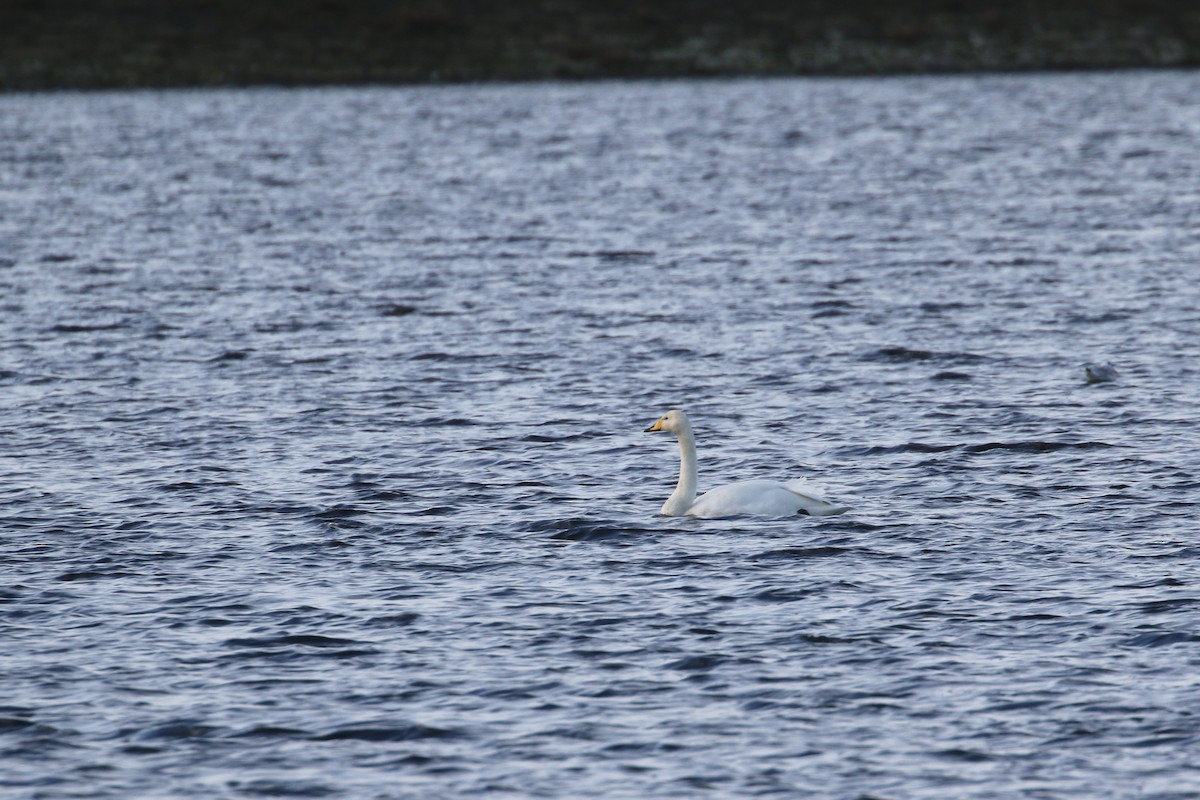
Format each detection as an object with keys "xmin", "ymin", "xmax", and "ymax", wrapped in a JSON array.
[{"xmin": 686, "ymin": 479, "xmax": 846, "ymax": 518}]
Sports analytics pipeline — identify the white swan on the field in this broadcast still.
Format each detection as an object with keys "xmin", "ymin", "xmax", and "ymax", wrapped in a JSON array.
[{"xmin": 645, "ymin": 409, "xmax": 847, "ymax": 518}]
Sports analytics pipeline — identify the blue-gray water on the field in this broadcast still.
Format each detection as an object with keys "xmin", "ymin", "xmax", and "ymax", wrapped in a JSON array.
[{"xmin": 2, "ymin": 72, "xmax": 1199, "ymax": 799}]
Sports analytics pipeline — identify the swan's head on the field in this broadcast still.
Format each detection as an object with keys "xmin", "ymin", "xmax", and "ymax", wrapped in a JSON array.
[{"xmin": 645, "ymin": 409, "xmax": 690, "ymax": 435}]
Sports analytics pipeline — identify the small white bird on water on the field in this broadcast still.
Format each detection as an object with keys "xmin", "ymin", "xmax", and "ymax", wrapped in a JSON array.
[
  {"xmin": 1084, "ymin": 362, "xmax": 1119, "ymax": 384},
  {"xmin": 645, "ymin": 409, "xmax": 847, "ymax": 518}
]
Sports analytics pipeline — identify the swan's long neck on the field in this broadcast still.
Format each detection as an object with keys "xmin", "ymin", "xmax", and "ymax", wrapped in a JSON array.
[{"xmin": 661, "ymin": 422, "xmax": 698, "ymax": 516}]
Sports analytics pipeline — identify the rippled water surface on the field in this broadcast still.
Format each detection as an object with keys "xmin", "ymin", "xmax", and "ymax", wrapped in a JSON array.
[{"xmin": 3, "ymin": 72, "xmax": 1200, "ymax": 798}]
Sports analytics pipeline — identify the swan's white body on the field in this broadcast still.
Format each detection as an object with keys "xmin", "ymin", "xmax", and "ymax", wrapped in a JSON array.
[{"xmin": 645, "ymin": 410, "xmax": 847, "ymax": 518}]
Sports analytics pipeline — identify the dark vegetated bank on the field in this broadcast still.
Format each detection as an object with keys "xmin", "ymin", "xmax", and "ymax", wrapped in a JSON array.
[{"xmin": 4, "ymin": 0, "xmax": 1200, "ymax": 90}]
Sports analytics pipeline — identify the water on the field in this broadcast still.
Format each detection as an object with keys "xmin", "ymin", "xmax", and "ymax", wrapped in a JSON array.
[{"xmin": 2, "ymin": 71, "xmax": 1199, "ymax": 799}]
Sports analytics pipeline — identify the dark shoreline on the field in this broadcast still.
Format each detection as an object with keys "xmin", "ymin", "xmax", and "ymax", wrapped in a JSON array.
[{"xmin": 4, "ymin": 0, "xmax": 1199, "ymax": 92}]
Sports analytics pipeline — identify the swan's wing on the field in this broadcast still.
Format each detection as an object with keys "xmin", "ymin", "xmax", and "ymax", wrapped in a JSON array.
[
  {"xmin": 782, "ymin": 479, "xmax": 831, "ymax": 501},
  {"xmin": 686, "ymin": 480, "xmax": 848, "ymax": 518},
  {"xmin": 782, "ymin": 480, "xmax": 849, "ymax": 516},
  {"xmin": 686, "ymin": 480, "xmax": 786, "ymax": 517}
]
